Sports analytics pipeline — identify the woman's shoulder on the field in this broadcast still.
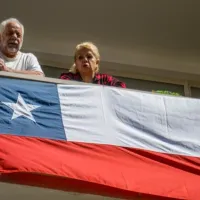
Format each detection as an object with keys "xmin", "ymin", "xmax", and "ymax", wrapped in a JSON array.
[
  {"xmin": 95, "ymin": 73, "xmax": 126, "ymax": 88},
  {"xmin": 60, "ymin": 72, "xmax": 73, "ymax": 76},
  {"xmin": 60, "ymin": 72, "xmax": 80, "ymax": 80}
]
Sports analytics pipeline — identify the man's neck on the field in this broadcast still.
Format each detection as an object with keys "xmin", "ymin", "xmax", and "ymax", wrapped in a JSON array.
[
  {"xmin": 3, "ymin": 52, "xmax": 18, "ymax": 58},
  {"xmin": 0, "ymin": 50, "xmax": 20, "ymax": 60}
]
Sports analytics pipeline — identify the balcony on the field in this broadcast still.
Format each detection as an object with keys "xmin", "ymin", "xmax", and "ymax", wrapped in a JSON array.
[
  {"xmin": 1, "ymin": 1, "xmax": 200, "ymax": 199},
  {"xmin": 0, "ymin": 71, "xmax": 199, "ymax": 200}
]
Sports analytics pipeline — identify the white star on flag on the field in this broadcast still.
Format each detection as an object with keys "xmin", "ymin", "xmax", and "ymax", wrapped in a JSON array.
[{"xmin": 2, "ymin": 93, "xmax": 40, "ymax": 122}]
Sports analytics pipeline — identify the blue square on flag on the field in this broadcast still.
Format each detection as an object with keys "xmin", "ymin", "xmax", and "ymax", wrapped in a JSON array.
[{"xmin": 0, "ymin": 78, "xmax": 66, "ymax": 140}]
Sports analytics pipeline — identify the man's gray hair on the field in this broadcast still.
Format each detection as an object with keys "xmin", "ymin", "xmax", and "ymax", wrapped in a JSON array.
[{"xmin": 0, "ymin": 18, "xmax": 24, "ymax": 35}]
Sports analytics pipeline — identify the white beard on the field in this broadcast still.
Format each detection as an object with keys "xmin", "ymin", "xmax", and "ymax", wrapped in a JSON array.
[
  {"xmin": 7, "ymin": 47, "xmax": 18, "ymax": 53},
  {"xmin": 1, "ymin": 40, "xmax": 22, "ymax": 55}
]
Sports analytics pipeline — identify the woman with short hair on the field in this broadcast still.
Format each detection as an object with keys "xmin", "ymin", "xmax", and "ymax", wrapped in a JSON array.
[{"xmin": 60, "ymin": 42, "xmax": 126, "ymax": 88}]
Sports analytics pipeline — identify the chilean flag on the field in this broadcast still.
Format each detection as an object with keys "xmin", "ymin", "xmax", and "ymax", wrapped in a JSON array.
[{"xmin": 0, "ymin": 77, "xmax": 200, "ymax": 200}]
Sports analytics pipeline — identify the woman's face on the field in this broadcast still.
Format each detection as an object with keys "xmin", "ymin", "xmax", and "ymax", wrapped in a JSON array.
[{"xmin": 75, "ymin": 48, "xmax": 99, "ymax": 75}]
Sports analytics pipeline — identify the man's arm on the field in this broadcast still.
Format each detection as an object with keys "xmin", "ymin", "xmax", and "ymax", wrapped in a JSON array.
[
  {"xmin": 0, "ymin": 54, "xmax": 44, "ymax": 76},
  {"xmin": 6, "ymin": 68, "xmax": 44, "ymax": 75}
]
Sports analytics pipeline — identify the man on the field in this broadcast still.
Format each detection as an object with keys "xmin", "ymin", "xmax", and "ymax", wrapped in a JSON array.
[{"xmin": 0, "ymin": 18, "xmax": 44, "ymax": 75}]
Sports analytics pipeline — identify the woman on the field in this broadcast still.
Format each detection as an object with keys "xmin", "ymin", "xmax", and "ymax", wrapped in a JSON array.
[{"xmin": 60, "ymin": 42, "xmax": 126, "ymax": 88}]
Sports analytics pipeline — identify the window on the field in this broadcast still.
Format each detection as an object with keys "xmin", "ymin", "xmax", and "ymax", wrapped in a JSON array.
[{"xmin": 191, "ymin": 87, "xmax": 200, "ymax": 98}]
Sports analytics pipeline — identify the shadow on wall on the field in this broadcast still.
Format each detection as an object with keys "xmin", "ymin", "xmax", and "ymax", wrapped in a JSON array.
[{"xmin": 42, "ymin": 65, "xmax": 68, "ymax": 79}]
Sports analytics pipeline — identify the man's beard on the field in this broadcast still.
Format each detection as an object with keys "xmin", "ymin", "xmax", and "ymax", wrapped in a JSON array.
[{"xmin": 1, "ymin": 40, "xmax": 22, "ymax": 55}]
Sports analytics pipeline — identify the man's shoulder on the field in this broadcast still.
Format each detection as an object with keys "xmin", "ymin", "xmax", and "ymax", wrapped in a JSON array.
[
  {"xmin": 20, "ymin": 52, "xmax": 37, "ymax": 60},
  {"xmin": 19, "ymin": 52, "xmax": 41, "ymax": 69}
]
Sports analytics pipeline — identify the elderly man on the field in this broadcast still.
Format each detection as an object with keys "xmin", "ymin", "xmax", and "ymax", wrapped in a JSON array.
[{"xmin": 0, "ymin": 18, "xmax": 44, "ymax": 75}]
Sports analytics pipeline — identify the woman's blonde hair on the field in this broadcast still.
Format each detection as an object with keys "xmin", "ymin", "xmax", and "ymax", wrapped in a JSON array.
[{"xmin": 69, "ymin": 42, "xmax": 100, "ymax": 74}]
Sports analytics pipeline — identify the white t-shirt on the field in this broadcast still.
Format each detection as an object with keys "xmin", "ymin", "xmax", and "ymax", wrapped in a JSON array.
[{"xmin": 0, "ymin": 52, "xmax": 44, "ymax": 73}]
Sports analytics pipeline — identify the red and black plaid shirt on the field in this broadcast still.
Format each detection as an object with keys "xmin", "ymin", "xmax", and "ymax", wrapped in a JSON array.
[{"xmin": 60, "ymin": 72, "xmax": 126, "ymax": 88}]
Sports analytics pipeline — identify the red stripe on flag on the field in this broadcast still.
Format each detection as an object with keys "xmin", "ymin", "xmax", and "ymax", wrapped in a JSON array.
[{"xmin": 0, "ymin": 134, "xmax": 199, "ymax": 199}]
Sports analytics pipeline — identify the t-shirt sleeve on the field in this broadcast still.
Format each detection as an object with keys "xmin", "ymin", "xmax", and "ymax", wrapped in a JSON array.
[{"xmin": 26, "ymin": 53, "xmax": 44, "ymax": 73}]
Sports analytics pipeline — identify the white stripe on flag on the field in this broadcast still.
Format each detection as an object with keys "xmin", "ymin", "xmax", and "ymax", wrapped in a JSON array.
[{"xmin": 58, "ymin": 84, "xmax": 200, "ymax": 157}]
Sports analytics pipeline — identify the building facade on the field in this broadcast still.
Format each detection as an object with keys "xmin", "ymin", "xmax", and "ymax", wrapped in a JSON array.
[{"xmin": 1, "ymin": 0, "xmax": 200, "ymax": 97}]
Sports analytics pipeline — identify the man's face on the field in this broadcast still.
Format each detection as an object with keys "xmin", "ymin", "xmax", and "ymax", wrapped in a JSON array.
[{"xmin": 0, "ymin": 22, "xmax": 23, "ymax": 58}]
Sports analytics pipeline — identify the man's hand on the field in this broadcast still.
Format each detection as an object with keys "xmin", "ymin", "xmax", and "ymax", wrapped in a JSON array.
[{"xmin": 0, "ymin": 59, "xmax": 9, "ymax": 71}]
